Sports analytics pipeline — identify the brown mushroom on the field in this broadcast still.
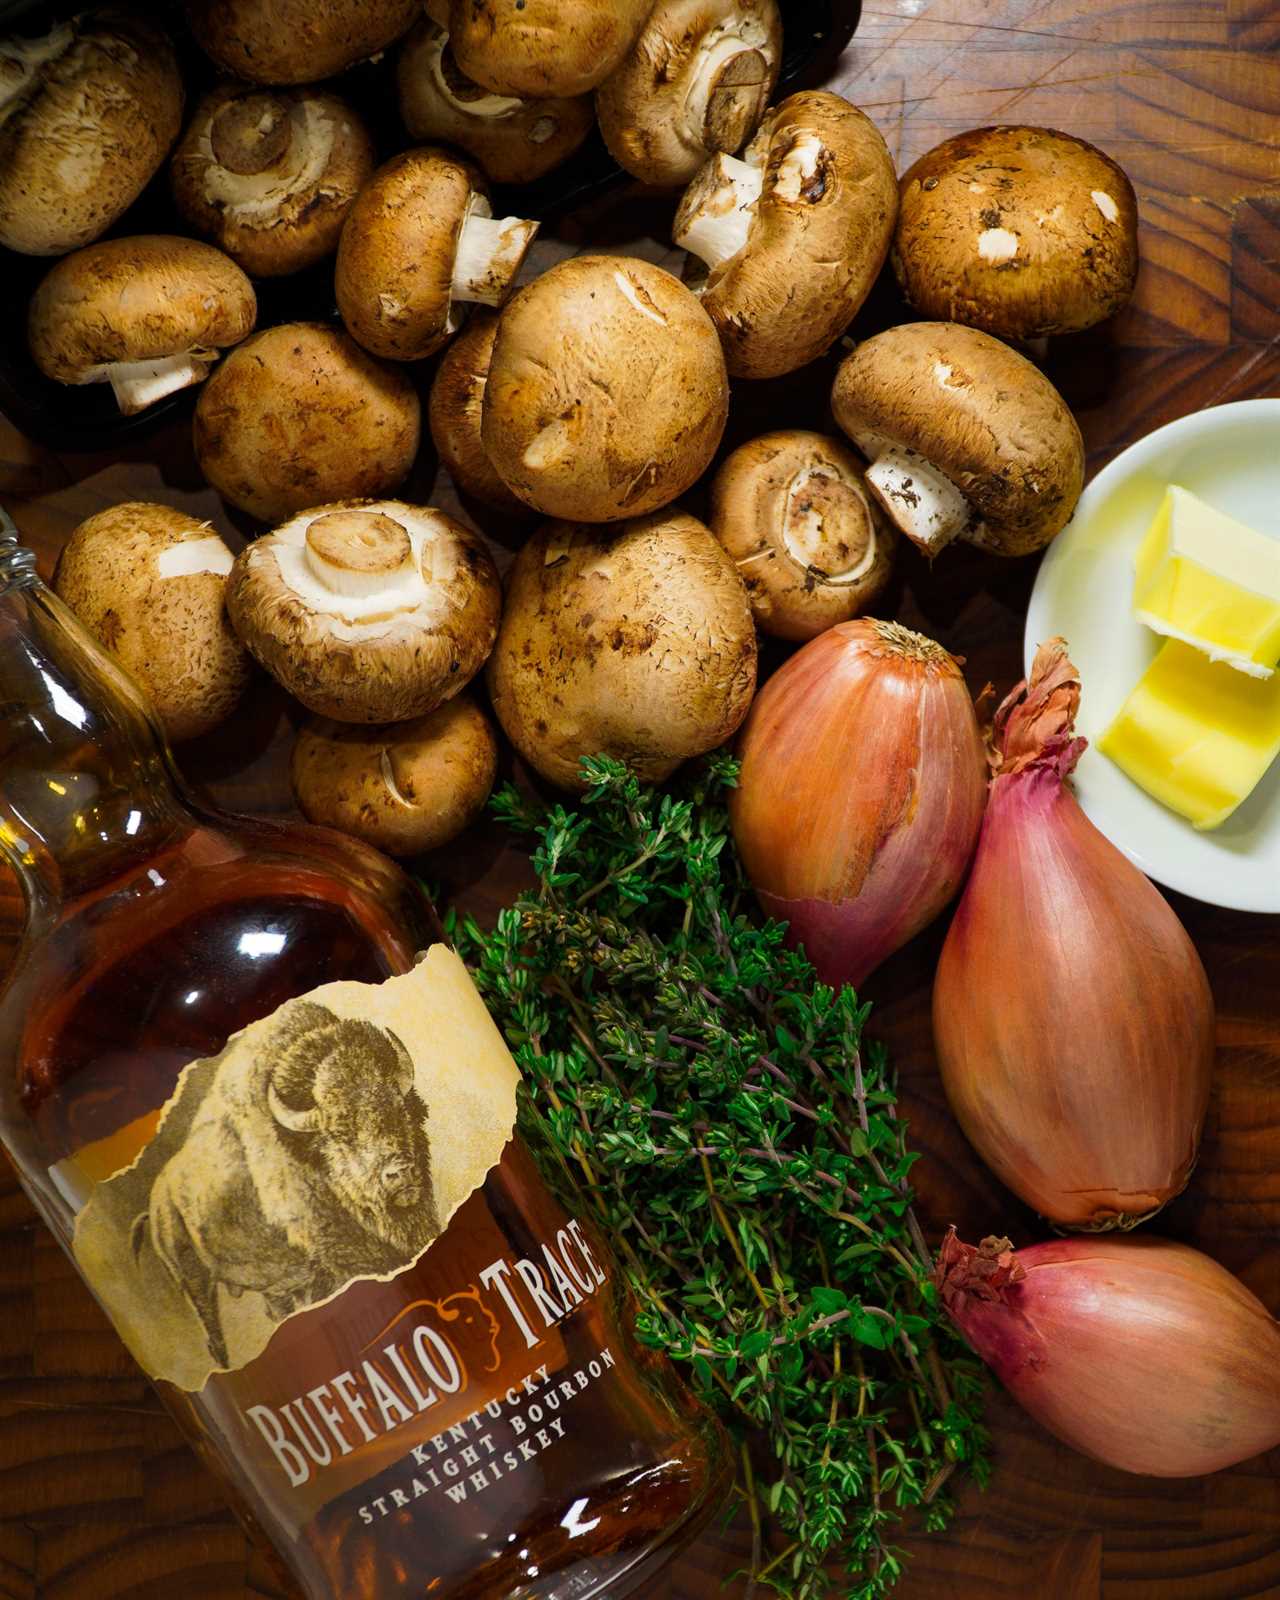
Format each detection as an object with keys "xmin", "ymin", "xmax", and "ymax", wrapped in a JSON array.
[
  {"xmin": 597, "ymin": 0, "xmax": 782, "ymax": 188},
  {"xmin": 185, "ymin": 0, "xmax": 420, "ymax": 86},
  {"xmin": 709, "ymin": 431, "xmax": 896, "ymax": 641},
  {"xmin": 487, "ymin": 510, "xmax": 757, "ymax": 790},
  {"xmin": 335, "ymin": 148, "xmax": 538, "ymax": 362},
  {"xmin": 673, "ymin": 90, "xmax": 898, "ymax": 378},
  {"xmin": 192, "ymin": 323, "xmax": 420, "ymax": 524},
  {"xmin": 397, "ymin": 18, "xmax": 593, "ymax": 185},
  {"xmin": 52, "ymin": 502, "xmax": 250, "ymax": 742},
  {"xmin": 171, "ymin": 83, "xmax": 375, "ymax": 277},
  {"xmin": 893, "ymin": 125, "xmax": 1139, "ymax": 341},
  {"xmin": 830, "ymin": 321, "xmax": 1085, "ymax": 558},
  {"xmin": 28, "ymin": 235, "xmax": 256, "ymax": 415},
  {"xmin": 291, "ymin": 696, "xmax": 499, "ymax": 856},
  {"xmin": 227, "ymin": 499, "xmax": 501, "ymax": 722},
  {"xmin": 482, "ymin": 254, "xmax": 729, "ymax": 522},
  {"xmin": 428, "ymin": 311, "xmax": 528, "ymax": 513},
  {"xmin": 0, "ymin": 11, "xmax": 184, "ymax": 256},
  {"xmin": 446, "ymin": 0, "xmax": 653, "ymax": 99}
]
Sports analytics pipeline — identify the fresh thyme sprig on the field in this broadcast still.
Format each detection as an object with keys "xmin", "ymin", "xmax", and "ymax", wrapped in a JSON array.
[{"xmin": 451, "ymin": 754, "xmax": 989, "ymax": 1598}]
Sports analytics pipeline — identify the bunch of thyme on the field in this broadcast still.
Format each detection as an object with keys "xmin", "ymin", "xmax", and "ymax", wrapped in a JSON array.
[{"xmin": 451, "ymin": 754, "xmax": 989, "ymax": 1598}]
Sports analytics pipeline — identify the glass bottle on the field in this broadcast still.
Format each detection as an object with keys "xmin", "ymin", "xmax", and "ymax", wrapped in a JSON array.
[{"xmin": 0, "ymin": 517, "xmax": 729, "ymax": 1599}]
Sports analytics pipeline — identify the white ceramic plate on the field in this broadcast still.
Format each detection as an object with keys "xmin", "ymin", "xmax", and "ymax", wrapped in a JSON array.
[{"xmin": 1025, "ymin": 398, "xmax": 1280, "ymax": 914}]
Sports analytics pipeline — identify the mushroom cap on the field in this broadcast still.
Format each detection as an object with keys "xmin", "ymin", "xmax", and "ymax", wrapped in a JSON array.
[
  {"xmin": 0, "ymin": 10, "xmax": 184, "ymax": 257},
  {"xmin": 52, "ymin": 501, "xmax": 250, "ymax": 743},
  {"xmin": 186, "ymin": 0, "xmax": 420, "ymax": 86},
  {"xmin": 171, "ymin": 82, "xmax": 375, "ymax": 278},
  {"xmin": 893, "ymin": 125, "xmax": 1139, "ymax": 340},
  {"xmin": 192, "ymin": 322, "xmax": 420, "ymax": 524},
  {"xmin": 487, "ymin": 509, "xmax": 757, "ymax": 790},
  {"xmin": 482, "ymin": 253, "xmax": 729, "ymax": 522},
  {"xmin": 831, "ymin": 321, "xmax": 1085, "ymax": 558},
  {"xmin": 710, "ymin": 430, "xmax": 896, "ymax": 641},
  {"xmin": 397, "ymin": 19, "xmax": 593, "ymax": 186},
  {"xmin": 448, "ymin": 0, "xmax": 653, "ymax": 98},
  {"xmin": 679, "ymin": 89, "xmax": 898, "ymax": 379},
  {"xmin": 291, "ymin": 695, "xmax": 499, "ymax": 856},
  {"xmin": 335, "ymin": 147, "xmax": 476, "ymax": 362},
  {"xmin": 28, "ymin": 235, "xmax": 256, "ymax": 384},
  {"xmin": 227, "ymin": 499, "xmax": 501, "ymax": 722},
  {"xmin": 428, "ymin": 311, "xmax": 528, "ymax": 513},
  {"xmin": 597, "ymin": 0, "xmax": 782, "ymax": 187}
]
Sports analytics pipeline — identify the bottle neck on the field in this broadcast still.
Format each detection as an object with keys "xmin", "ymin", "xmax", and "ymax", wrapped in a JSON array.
[{"xmin": 0, "ymin": 523, "xmax": 188, "ymax": 909}]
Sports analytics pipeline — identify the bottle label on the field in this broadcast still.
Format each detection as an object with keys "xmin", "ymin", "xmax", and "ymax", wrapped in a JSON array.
[{"xmin": 69, "ymin": 946, "xmax": 519, "ymax": 1392}]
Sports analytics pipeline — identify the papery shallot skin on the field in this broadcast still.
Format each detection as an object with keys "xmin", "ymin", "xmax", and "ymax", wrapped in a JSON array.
[
  {"xmin": 730, "ymin": 619, "xmax": 987, "ymax": 989},
  {"xmin": 932, "ymin": 640, "xmax": 1214, "ymax": 1229},
  {"xmin": 936, "ymin": 1229, "xmax": 1280, "ymax": 1477}
]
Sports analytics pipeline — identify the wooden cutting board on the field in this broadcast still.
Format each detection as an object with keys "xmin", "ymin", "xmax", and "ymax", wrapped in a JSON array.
[{"xmin": 3, "ymin": 1, "xmax": 1279, "ymax": 1595}]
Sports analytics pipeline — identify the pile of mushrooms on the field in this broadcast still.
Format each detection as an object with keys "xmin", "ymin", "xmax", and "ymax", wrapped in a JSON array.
[{"xmin": 9, "ymin": 0, "xmax": 1144, "ymax": 864}]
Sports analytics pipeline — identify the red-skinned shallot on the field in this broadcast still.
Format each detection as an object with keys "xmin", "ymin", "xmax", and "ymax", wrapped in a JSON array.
[
  {"xmin": 936, "ymin": 1228, "xmax": 1280, "ymax": 1477},
  {"xmin": 932, "ymin": 639, "xmax": 1214, "ymax": 1229},
  {"xmin": 730, "ymin": 618, "xmax": 987, "ymax": 988}
]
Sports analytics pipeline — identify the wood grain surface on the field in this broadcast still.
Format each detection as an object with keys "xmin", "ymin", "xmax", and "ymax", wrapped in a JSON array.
[{"xmin": 3, "ymin": 1, "xmax": 1280, "ymax": 1596}]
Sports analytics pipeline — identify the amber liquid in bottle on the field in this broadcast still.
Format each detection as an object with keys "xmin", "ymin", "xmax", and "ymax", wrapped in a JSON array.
[{"xmin": 0, "ymin": 535, "xmax": 729, "ymax": 1598}]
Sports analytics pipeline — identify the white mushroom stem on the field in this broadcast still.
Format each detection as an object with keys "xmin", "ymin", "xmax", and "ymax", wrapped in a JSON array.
[
  {"xmin": 303, "ymin": 512, "xmax": 416, "ymax": 599},
  {"xmin": 674, "ymin": 152, "xmax": 763, "ymax": 272},
  {"xmin": 451, "ymin": 197, "xmax": 539, "ymax": 307},
  {"xmin": 860, "ymin": 444, "xmax": 971, "ymax": 555},
  {"xmin": 94, "ymin": 353, "xmax": 217, "ymax": 416},
  {"xmin": 782, "ymin": 468, "xmax": 878, "ymax": 584}
]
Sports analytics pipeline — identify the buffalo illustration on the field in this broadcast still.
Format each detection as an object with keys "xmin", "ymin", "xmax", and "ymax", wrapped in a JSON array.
[{"xmin": 132, "ymin": 1001, "xmax": 440, "ymax": 1371}]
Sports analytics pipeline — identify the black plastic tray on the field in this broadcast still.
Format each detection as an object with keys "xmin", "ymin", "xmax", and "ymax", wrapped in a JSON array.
[{"xmin": 0, "ymin": 0, "xmax": 861, "ymax": 453}]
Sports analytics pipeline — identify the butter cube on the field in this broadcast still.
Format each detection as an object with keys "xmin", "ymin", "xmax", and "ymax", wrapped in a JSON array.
[
  {"xmin": 1099, "ymin": 639, "xmax": 1280, "ymax": 829},
  {"xmin": 1133, "ymin": 485, "xmax": 1280, "ymax": 677}
]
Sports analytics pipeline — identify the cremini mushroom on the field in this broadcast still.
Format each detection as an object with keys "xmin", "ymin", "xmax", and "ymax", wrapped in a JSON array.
[
  {"xmin": 291, "ymin": 695, "xmax": 499, "ymax": 856},
  {"xmin": 227, "ymin": 499, "xmax": 501, "ymax": 722},
  {"xmin": 893, "ymin": 125, "xmax": 1140, "ymax": 342},
  {"xmin": 171, "ymin": 83, "xmax": 375, "ymax": 277},
  {"xmin": 52, "ymin": 502, "xmax": 250, "ymax": 742},
  {"xmin": 428, "ymin": 311, "xmax": 527, "ymax": 513},
  {"xmin": 0, "ymin": 11, "xmax": 184, "ymax": 256},
  {"xmin": 396, "ymin": 18, "xmax": 593, "ymax": 185},
  {"xmin": 28, "ymin": 235, "xmax": 256, "ymax": 415},
  {"xmin": 487, "ymin": 510, "xmax": 757, "ymax": 790},
  {"xmin": 710, "ymin": 431, "xmax": 896, "ymax": 641},
  {"xmin": 185, "ymin": 0, "xmax": 420, "ymax": 86},
  {"xmin": 482, "ymin": 253, "xmax": 729, "ymax": 522},
  {"xmin": 673, "ymin": 89, "xmax": 898, "ymax": 378},
  {"xmin": 335, "ymin": 148, "xmax": 538, "ymax": 362},
  {"xmin": 597, "ymin": 0, "xmax": 782, "ymax": 187},
  {"xmin": 831, "ymin": 321, "xmax": 1085, "ymax": 558},
  {"xmin": 444, "ymin": 0, "xmax": 653, "ymax": 99},
  {"xmin": 192, "ymin": 322, "xmax": 420, "ymax": 524}
]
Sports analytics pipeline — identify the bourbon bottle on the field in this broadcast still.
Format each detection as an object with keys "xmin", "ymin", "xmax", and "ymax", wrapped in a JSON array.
[{"xmin": 0, "ymin": 521, "xmax": 730, "ymax": 1598}]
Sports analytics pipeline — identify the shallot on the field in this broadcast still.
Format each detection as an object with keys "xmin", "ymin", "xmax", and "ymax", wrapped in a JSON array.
[
  {"xmin": 936, "ymin": 1228, "xmax": 1280, "ymax": 1477},
  {"xmin": 932, "ymin": 639, "xmax": 1214, "ymax": 1228},
  {"xmin": 730, "ymin": 618, "xmax": 986, "ymax": 988}
]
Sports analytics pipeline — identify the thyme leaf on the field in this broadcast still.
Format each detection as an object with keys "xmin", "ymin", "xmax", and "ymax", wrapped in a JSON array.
[{"xmin": 450, "ymin": 753, "xmax": 989, "ymax": 1599}]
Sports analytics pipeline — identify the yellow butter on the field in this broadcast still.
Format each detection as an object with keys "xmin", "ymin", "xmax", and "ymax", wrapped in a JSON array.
[
  {"xmin": 1133, "ymin": 485, "xmax": 1280, "ymax": 677},
  {"xmin": 1099, "ymin": 639, "xmax": 1280, "ymax": 829}
]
